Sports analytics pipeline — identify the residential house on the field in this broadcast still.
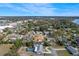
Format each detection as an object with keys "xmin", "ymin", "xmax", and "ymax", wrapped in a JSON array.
[
  {"xmin": 8, "ymin": 33, "xmax": 23, "ymax": 42},
  {"xmin": 65, "ymin": 46, "xmax": 79, "ymax": 56},
  {"xmin": 33, "ymin": 34, "xmax": 45, "ymax": 54}
]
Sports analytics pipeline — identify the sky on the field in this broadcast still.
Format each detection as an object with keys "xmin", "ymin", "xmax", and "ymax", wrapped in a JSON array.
[{"xmin": 0, "ymin": 3, "xmax": 79, "ymax": 16}]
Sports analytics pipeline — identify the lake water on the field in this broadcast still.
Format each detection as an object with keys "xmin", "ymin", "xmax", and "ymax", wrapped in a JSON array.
[{"xmin": 72, "ymin": 19, "xmax": 79, "ymax": 25}]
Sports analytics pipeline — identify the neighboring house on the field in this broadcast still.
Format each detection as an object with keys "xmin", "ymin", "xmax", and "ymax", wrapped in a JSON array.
[
  {"xmin": 23, "ymin": 34, "xmax": 32, "ymax": 40},
  {"xmin": 76, "ymin": 37, "xmax": 79, "ymax": 46},
  {"xmin": 36, "ymin": 31, "xmax": 43, "ymax": 34},
  {"xmin": 65, "ymin": 46, "xmax": 79, "ymax": 56},
  {"xmin": 47, "ymin": 37, "xmax": 53, "ymax": 42},
  {"xmin": 8, "ymin": 33, "xmax": 23, "ymax": 41},
  {"xmin": 43, "ymin": 31, "xmax": 49, "ymax": 36},
  {"xmin": 47, "ymin": 28, "xmax": 52, "ymax": 31},
  {"xmin": 23, "ymin": 31, "xmax": 35, "ymax": 40}
]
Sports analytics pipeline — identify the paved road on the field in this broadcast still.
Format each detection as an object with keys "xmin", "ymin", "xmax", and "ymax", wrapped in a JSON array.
[
  {"xmin": 43, "ymin": 47, "xmax": 67, "ymax": 56},
  {"xmin": 51, "ymin": 48, "xmax": 58, "ymax": 56},
  {"xmin": 54, "ymin": 48, "xmax": 66, "ymax": 50},
  {"xmin": 43, "ymin": 47, "xmax": 58, "ymax": 56}
]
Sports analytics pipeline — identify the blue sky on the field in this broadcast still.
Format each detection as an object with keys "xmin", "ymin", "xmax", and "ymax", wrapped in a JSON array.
[{"xmin": 0, "ymin": 3, "xmax": 79, "ymax": 16}]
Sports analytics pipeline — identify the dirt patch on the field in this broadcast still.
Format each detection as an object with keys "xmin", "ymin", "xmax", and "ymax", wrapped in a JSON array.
[{"xmin": 0, "ymin": 44, "xmax": 14, "ymax": 56}]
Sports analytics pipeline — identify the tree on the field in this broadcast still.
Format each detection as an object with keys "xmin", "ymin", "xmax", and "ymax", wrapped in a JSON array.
[
  {"xmin": 56, "ymin": 40, "xmax": 63, "ymax": 46},
  {"xmin": 14, "ymin": 39, "xmax": 22, "ymax": 48},
  {"xmin": 3, "ymin": 28, "xmax": 12, "ymax": 34},
  {"xmin": 43, "ymin": 38, "xmax": 51, "ymax": 46},
  {"xmin": 25, "ymin": 40, "xmax": 33, "ymax": 47}
]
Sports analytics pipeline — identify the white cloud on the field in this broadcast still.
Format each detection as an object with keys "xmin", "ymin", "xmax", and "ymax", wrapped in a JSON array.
[
  {"xmin": 3, "ymin": 3, "xmax": 57, "ymax": 16},
  {"xmin": 22, "ymin": 4, "xmax": 57, "ymax": 16},
  {"xmin": 1, "ymin": 3, "xmax": 79, "ymax": 16}
]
